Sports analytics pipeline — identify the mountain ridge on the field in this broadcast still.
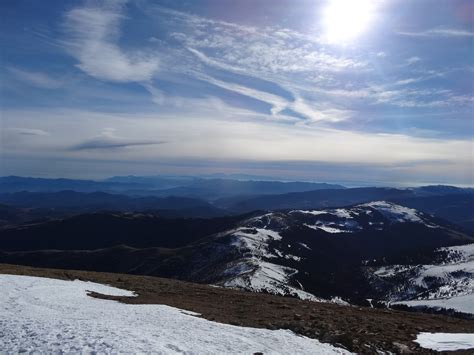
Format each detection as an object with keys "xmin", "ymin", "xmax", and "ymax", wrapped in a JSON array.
[{"xmin": 1, "ymin": 201, "xmax": 472, "ymax": 315}]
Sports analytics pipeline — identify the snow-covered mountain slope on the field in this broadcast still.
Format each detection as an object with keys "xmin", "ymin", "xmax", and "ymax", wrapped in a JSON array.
[
  {"xmin": 1, "ymin": 201, "xmax": 471, "ymax": 310},
  {"xmin": 359, "ymin": 201, "xmax": 435, "ymax": 225},
  {"xmin": 369, "ymin": 243, "xmax": 474, "ymax": 315},
  {"xmin": 213, "ymin": 216, "xmax": 322, "ymax": 301},
  {"xmin": 188, "ymin": 202, "xmax": 473, "ymax": 303},
  {"xmin": 293, "ymin": 200, "xmax": 441, "ymax": 232},
  {"xmin": 0, "ymin": 274, "xmax": 351, "ymax": 354}
]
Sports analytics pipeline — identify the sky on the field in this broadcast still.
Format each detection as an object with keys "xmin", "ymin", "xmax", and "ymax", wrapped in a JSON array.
[{"xmin": 0, "ymin": 0, "xmax": 473, "ymax": 186}]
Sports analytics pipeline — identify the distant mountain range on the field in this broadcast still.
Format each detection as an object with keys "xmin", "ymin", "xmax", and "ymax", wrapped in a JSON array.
[
  {"xmin": 0, "ymin": 176, "xmax": 345, "ymax": 199},
  {"xmin": 220, "ymin": 186, "xmax": 474, "ymax": 231},
  {"xmin": 0, "ymin": 176, "xmax": 146, "ymax": 193},
  {"xmin": 223, "ymin": 185, "xmax": 472, "ymax": 210},
  {"xmin": 0, "ymin": 191, "xmax": 224, "ymax": 218},
  {"xmin": 0, "ymin": 179, "xmax": 473, "ymax": 231}
]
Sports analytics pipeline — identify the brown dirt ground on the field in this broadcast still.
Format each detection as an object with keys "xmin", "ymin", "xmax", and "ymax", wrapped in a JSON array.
[{"xmin": 1, "ymin": 263, "xmax": 473, "ymax": 354}]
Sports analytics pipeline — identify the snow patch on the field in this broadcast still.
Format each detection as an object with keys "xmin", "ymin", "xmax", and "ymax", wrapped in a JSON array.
[
  {"xmin": 231, "ymin": 227, "xmax": 282, "ymax": 259},
  {"xmin": 293, "ymin": 210, "xmax": 328, "ymax": 216},
  {"xmin": 222, "ymin": 258, "xmax": 318, "ymax": 301},
  {"xmin": 305, "ymin": 223, "xmax": 345, "ymax": 234},
  {"xmin": 0, "ymin": 275, "xmax": 352, "ymax": 354},
  {"xmin": 299, "ymin": 242, "xmax": 312, "ymax": 250},
  {"xmin": 304, "ymin": 220, "xmax": 360, "ymax": 234},
  {"xmin": 285, "ymin": 254, "xmax": 302, "ymax": 262},
  {"xmin": 415, "ymin": 332, "xmax": 474, "ymax": 351},
  {"xmin": 332, "ymin": 209, "xmax": 353, "ymax": 219},
  {"xmin": 374, "ymin": 265, "xmax": 413, "ymax": 278},
  {"xmin": 359, "ymin": 201, "xmax": 426, "ymax": 224}
]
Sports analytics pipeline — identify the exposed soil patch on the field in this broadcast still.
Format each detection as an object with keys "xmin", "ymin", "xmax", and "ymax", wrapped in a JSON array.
[{"xmin": 1, "ymin": 263, "xmax": 473, "ymax": 354}]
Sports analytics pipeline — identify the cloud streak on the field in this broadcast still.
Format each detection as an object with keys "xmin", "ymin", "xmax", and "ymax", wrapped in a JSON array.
[
  {"xmin": 8, "ymin": 67, "xmax": 63, "ymax": 89},
  {"xmin": 70, "ymin": 139, "xmax": 165, "ymax": 151},
  {"xmin": 68, "ymin": 129, "xmax": 165, "ymax": 151},
  {"xmin": 62, "ymin": 1, "xmax": 159, "ymax": 82},
  {"xmin": 7, "ymin": 128, "xmax": 50, "ymax": 136},
  {"xmin": 195, "ymin": 73, "xmax": 352, "ymax": 123},
  {"xmin": 397, "ymin": 28, "xmax": 474, "ymax": 38}
]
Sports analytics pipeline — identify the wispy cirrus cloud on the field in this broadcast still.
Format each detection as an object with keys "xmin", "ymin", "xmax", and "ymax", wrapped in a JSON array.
[
  {"xmin": 151, "ymin": 3, "xmax": 368, "ymax": 81},
  {"xmin": 406, "ymin": 56, "xmax": 421, "ymax": 65},
  {"xmin": 288, "ymin": 98, "xmax": 353, "ymax": 123},
  {"xmin": 394, "ymin": 77, "xmax": 423, "ymax": 86},
  {"xmin": 194, "ymin": 73, "xmax": 288, "ymax": 116},
  {"xmin": 312, "ymin": 84, "xmax": 467, "ymax": 109},
  {"xmin": 8, "ymin": 67, "xmax": 63, "ymax": 89},
  {"xmin": 194, "ymin": 73, "xmax": 352, "ymax": 123},
  {"xmin": 62, "ymin": 1, "xmax": 159, "ymax": 82},
  {"xmin": 179, "ymin": 29, "xmax": 367, "ymax": 76},
  {"xmin": 41, "ymin": 1, "xmax": 471, "ymax": 138},
  {"xmin": 172, "ymin": 14, "xmax": 362, "ymax": 124},
  {"xmin": 57, "ymin": 1, "xmax": 471, "ymax": 125},
  {"xmin": 397, "ymin": 28, "xmax": 474, "ymax": 38}
]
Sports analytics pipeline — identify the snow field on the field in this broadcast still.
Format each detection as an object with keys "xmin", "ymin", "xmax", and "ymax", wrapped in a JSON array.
[{"xmin": 0, "ymin": 274, "xmax": 351, "ymax": 354}]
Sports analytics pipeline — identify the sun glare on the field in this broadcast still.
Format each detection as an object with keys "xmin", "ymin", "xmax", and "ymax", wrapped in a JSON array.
[{"xmin": 322, "ymin": 0, "xmax": 376, "ymax": 44}]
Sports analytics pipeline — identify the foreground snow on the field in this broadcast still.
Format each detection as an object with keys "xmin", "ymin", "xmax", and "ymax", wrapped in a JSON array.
[
  {"xmin": 0, "ymin": 275, "xmax": 351, "ymax": 354},
  {"xmin": 415, "ymin": 332, "xmax": 474, "ymax": 351}
]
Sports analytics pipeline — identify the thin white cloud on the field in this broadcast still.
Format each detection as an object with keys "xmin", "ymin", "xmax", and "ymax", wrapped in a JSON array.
[
  {"xmin": 312, "ymin": 82, "xmax": 472, "ymax": 109},
  {"xmin": 8, "ymin": 67, "xmax": 63, "ymax": 89},
  {"xmin": 62, "ymin": 1, "xmax": 159, "ymax": 82},
  {"xmin": 289, "ymin": 99, "xmax": 352, "ymax": 123},
  {"xmin": 394, "ymin": 78, "xmax": 422, "ymax": 86},
  {"xmin": 154, "ymin": 4, "xmax": 368, "ymax": 78},
  {"xmin": 406, "ymin": 56, "xmax": 421, "ymax": 65},
  {"xmin": 398, "ymin": 28, "xmax": 474, "ymax": 38},
  {"xmin": 142, "ymin": 83, "xmax": 165, "ymax": 105},
  {"xmin": 194, "ymin": 73, "xmax": 288, "ymax": 116},
  {"xmin": 195, "ymin": 73, "xmax": 352, "ymax": 123}
]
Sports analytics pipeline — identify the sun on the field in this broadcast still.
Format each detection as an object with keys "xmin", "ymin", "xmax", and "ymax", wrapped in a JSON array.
[{"xmin": 322, "ymin": 0, "xmax": 376, "ymax": 44}]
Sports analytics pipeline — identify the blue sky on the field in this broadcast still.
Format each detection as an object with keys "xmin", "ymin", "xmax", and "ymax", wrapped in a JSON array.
[{"xmin": 1, "ymin": 0, "xmax": 473, "ymax": 185}]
